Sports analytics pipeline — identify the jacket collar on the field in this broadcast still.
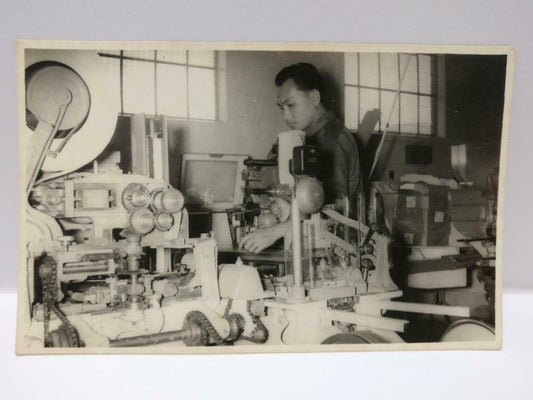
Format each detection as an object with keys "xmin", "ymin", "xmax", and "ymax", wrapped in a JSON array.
[{"xmin": 304, "ymin": 110, "xmax": 335, "ymax": 137}]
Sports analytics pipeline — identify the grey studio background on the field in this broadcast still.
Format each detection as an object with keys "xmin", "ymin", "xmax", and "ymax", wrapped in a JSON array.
[{"xmin": 1, "ymin": 1, "xmax": 532, "ymax": 400}]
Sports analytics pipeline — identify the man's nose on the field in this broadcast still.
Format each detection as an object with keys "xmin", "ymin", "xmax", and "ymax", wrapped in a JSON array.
[{"xmin": 283, "ymin": 108, "xmax": 292, "ymax": 123}]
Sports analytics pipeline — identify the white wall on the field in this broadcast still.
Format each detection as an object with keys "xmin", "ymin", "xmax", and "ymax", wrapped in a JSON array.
[{"xmin": 166, "ymin": 50, "xmax": 344, "ymax": 186}]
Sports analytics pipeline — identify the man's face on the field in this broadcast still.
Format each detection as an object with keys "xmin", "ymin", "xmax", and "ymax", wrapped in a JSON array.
[{"xmin": 277, "ymin": 79, "xmax": 319, "ymax": 131}]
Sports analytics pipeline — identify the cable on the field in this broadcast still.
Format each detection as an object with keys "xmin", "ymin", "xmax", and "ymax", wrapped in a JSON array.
[{"xmin": 369, "ymin": 55, "xmax": 414, "ymax": 180}]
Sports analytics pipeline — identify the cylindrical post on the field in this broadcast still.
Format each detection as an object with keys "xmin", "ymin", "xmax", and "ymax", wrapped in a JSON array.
[
  {"xmin": 291, "ymin": 195, "xmax": 302, "ymax": 288},
  {"xmin": 307, "ymin": 222, "xmax": 314, "ymax": 289},
  {"xmin": 343, "ymin": 194, "xmax": 350, "ymax": 242}
]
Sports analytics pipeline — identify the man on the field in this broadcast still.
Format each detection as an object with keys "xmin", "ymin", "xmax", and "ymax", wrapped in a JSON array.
[{"xmin": 240, "ymin": 62, "xmax": 362, "ymax": 253}]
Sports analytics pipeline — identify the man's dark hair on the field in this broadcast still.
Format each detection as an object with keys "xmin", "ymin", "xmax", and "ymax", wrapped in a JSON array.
[{"xmin": 275, "ymin": 63, "xmax": 325, "ymax": 103}]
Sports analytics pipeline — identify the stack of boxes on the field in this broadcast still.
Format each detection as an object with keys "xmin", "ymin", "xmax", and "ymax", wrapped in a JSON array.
[{"xmin": 394, "ymin": 182, "xmax": 450, "ymax": 246}]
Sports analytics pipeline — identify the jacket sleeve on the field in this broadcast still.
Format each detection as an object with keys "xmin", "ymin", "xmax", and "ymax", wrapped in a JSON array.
[{"xmin": 331, "ymin": 134, "xmax": 361, "ymax": 201}]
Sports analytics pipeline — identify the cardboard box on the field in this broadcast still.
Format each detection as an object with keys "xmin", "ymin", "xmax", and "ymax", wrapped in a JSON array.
[{"xmin": 393, "ymin": 183, "xmax": 450, "ymax": 246}]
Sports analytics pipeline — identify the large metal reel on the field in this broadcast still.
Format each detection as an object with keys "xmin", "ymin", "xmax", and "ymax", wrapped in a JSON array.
[
  {"xmin": 24, "ymin": 50, "xmax": 120, "ymax": 175},
  {"xmin": 26, "ymin": 61, "xmax": 91, "ymax": 134}
]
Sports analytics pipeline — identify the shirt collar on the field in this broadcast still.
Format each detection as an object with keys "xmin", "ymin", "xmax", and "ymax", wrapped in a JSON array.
[{"xmin": 304, "ymin": 110, "xmax": 335, "ymax": 137}]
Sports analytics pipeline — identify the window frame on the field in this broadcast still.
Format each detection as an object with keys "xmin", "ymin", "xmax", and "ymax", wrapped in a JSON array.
[
  {"xmin": 344, "ymin": 52, "xmax": 439, "ymax": 136},
  {"xmin": 98, "ymin": 50, "xmax": 219, "ymax": 121}
]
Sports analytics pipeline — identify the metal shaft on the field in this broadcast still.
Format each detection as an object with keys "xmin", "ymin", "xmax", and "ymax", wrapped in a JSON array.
[{"xmin": 109, "ymin": 329, "xmax": 188, "ymax": 347}]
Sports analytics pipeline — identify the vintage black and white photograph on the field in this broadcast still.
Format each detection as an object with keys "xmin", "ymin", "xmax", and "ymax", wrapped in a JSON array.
[{"xmin": 17, "ymin": 42, "xmax": 512, "ymax": 354}]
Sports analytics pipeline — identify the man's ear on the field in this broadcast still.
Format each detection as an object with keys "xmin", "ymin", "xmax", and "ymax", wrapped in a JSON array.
[{"xmin": 309, "ymin": 89, "xmax": 321, "ymax": 106}]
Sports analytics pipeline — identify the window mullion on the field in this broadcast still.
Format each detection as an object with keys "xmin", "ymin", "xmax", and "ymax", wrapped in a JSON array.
[
  {"xmin": 378, "ymin": 53, "xmax": 382, "ymax": 132},
  {"xmin": 214, "ymin": 51, "xmax": 218, "ymax": 121},
  {"xmin": 397, "ymin": 53, "xmax": 401, "ymax": 134},
  {"xmin": 186, "ymin": 51, "xmax": 190, "ymax": 119},
  {"xmin": 357, "ymin": 53, "xmax": 360, "ymax": 128},
  {"xmin": 154, "ymin": 50, "xmax": 158, "ymax": 115},
  {"xmin": 416, "ymin": 54, "xmax": 420, "ymax": 135},
  {"xmin": 120, "ymin": 50, "xmax": 124, "ymax": 114}
]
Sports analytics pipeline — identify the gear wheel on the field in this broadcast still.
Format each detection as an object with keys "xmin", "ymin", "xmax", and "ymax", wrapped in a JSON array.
[
  {"xmin": 151, "ymin": 188, "xmax": 185, "ymax": 214},
  {"xmin": 122, "ymin": 183, "xmax": 151, "ymax": 211},
  {"xmin": 129, "ymin": 208, "xmax": 155, "ymax": 235},
  {"xmin": 154, "ymin": 211, "xmax": 174, "ymax": 231}
]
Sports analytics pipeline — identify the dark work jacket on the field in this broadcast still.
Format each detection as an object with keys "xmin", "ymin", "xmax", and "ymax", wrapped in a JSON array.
[{"xmin": 304, "ymin": 110, "xmax": 362, "ymax": 211}]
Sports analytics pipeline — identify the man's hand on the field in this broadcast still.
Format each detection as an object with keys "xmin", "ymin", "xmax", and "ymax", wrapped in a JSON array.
[{"xmin": 239, "ymin": 222, "xmax": 288, "ymax": 253}]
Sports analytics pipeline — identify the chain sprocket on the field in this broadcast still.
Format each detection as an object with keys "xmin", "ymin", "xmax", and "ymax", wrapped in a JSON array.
[{"xmin": 183, "ymin": 310, "xmax": 226, "ymax": 346}]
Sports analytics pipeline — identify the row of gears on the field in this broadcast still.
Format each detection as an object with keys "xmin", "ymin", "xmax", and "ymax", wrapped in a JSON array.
[{"xmin": 122, "ymin": 183, "xmax": 185, "ymax": 235}]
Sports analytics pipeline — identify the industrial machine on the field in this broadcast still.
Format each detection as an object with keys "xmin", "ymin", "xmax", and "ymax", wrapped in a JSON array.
[{"xmin": 19, "ymin": 54, "xmax": 486, "ymax": 352}]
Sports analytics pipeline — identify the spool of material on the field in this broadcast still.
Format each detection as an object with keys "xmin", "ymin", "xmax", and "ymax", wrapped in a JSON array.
[
  {"xmin": 24, "ymin": 49, "xmax": 120, "ymax": 175},
  {"xmin": 277, "ymin": 131, "xmax": 305, "ymax": 186}
]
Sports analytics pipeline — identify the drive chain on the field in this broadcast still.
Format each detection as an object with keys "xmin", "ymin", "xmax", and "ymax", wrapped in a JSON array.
[
  {"xmin": 39, "ymin": 256, "xmax": 81, "ymax": 348},
  {"xmin": 184, "ymin": 310, "xmax": 226, "ymax": 346},
  {"xmin": 240, "ymin": 300, "xmax": 268, "ymax": 344}
]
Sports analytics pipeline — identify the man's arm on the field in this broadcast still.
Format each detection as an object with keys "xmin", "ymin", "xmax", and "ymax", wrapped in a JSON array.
[{"xmin": 239, "ymin": 221, "xmax": 291, "ymax": 253}]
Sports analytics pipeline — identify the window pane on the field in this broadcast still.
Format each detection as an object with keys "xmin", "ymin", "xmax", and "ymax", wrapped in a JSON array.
[
  {"xmin": 419, "ymin": 55, "xmax": 433, "ymax": 94},
  {"xmin": 360, "ymin": 88, "xmax": 379, "ymax": 127},
  {"xmin": 380, "ymin": 53, "xmax": 398, "ymax": 90},
  {"xmin": 189, "ymin": 67, "xmax": 216, "ymax": 120},
  {"xmin": 123, "ymin": 50, "xmax": 155, "ymax": 60},
  {"xmin": 400, "ymin": 93, "xmax": 418, "ymax": 134},
  {"xmin": 188, "ymin": 50, "xmax": 215, "ymax": 67},
  {"xmin": 123, "ymin": 60, "xmax": 155, "ymax": 114},
  {"xmin": 381, "ymin": 91, "xmax": 400, "ymax": 133},
  {"xmin": 419, "ymin": 95, "xmax": 432, "ymax": 134},
  {"xmin": 399, "ymin": 54, "xmax": 418, "ymax": 92},
  {"xmin": 359, "ymin": 53, "xmax": 379, "ymax": 87},
  {"xmin": 344, "ymin": 53, "xmax": 358, "ymax": 85},
  {"xmin": 157, "ymin": 50, "xmax": 187, "ymax": 64},
  {"xmin": 156, "ymin": 64, "xmax": 187, "ymax": 118},
  {"xmin": 345, "ymin": 86, "xmax": 359, "ymax": 130}
]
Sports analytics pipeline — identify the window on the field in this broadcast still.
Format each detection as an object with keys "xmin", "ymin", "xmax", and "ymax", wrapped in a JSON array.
[
  {"xmin": 344, "ymin": 53, "xmax": 437, "ymax": 135},
  {"xmin": 98, "ymin": 50, "xmax": 218, "ymax": 120}
]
